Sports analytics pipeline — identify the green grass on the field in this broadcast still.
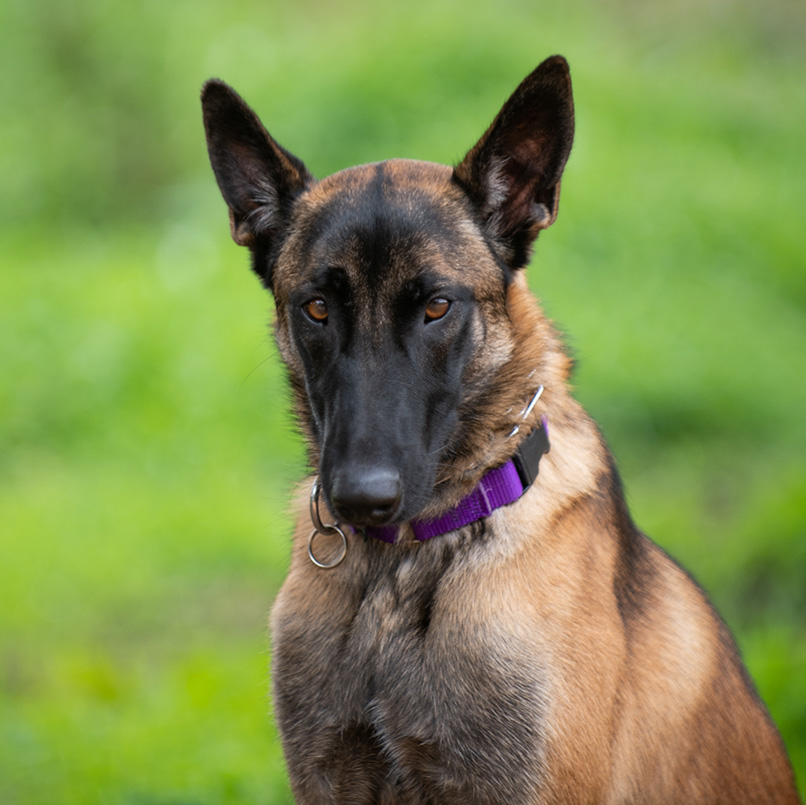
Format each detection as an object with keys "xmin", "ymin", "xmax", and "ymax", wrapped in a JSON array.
[{"xmin": 1, "ymin": 0, "xmax": 804, "ymax": 800}]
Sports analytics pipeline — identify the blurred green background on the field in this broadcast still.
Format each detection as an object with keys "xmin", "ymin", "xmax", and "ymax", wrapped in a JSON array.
[{"xmin": 1, "ymin": 0, "xmax": 804, "ymax": 801}]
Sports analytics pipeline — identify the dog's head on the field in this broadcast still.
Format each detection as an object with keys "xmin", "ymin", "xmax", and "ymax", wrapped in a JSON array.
[{"xmin": 202, "ymin": 56, "xmax": 574, "ymax": 529}]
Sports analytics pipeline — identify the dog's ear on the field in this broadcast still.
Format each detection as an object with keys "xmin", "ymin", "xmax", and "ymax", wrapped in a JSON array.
[
  {"xmin": 453, "ymin": 55, "xmax": 574, "ymax": 270},
  {"xmin": 201, "ymin": 80, "xmax": 312, "ymax": 281}
]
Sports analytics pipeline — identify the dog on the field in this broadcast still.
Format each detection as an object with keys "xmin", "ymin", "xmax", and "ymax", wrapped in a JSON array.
[{"xmin": 201, "ymin": 56, "xmax": 799, "ymax": 804}]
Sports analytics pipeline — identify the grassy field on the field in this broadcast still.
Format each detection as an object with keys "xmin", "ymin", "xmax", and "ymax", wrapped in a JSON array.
[{"xmin": 1, "ymin": 0, "xmax": 804, "ymax": 801}]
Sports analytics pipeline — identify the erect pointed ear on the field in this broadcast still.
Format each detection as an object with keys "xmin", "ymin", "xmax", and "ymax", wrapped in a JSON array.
[
  {"xmin": 201, "ymin": 80, "xmax": 313, "ymax": 276},
  {"xmin": 453, "ymin": 55, "xmax": 574, "ymax": 269}
]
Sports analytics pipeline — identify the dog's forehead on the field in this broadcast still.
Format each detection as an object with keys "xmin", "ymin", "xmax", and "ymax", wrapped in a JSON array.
[
  {"xmin": 275, "ymin": 159, "xmax": 489, "ymax": 297},
  {"xmin": 310, "ymin": 158, "xmax": 455, "ymax": 201}
]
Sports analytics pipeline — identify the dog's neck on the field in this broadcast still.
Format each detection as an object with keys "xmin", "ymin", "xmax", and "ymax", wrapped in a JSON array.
[
  {"xmin": 362, "ymin": 413, "xmax": 551, "ymax": 543},
  {"xmin": 417, "ymin": 276, "xmax": 572, "ymax": 517}
]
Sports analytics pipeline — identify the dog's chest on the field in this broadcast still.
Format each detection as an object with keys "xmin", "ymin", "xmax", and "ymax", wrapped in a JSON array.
[{"xmin": 272, "ymin": 537, "xmax": 547, "ymax": 801}]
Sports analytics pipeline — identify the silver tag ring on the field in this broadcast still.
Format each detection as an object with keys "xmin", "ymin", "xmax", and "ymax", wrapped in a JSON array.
[
  {"xmin": 309, "ymin": 477, "xmax": 331, "ymax": 533},
  {"xmin": 507, "ymin": 384, "xmax": 544, "ymax": 438},
  {"xmin": 307, "ymin": 525, "xmax": 348, "ymax": 569}
]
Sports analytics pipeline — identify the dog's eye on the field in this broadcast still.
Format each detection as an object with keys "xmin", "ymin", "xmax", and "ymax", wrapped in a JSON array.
[
  {"xmin": 303, "ymin": 298, "xmax": 328, "ymax": 323},
  {"xmin": 424, "ymin": 298, "xmax": 451, "ymax": 322}
]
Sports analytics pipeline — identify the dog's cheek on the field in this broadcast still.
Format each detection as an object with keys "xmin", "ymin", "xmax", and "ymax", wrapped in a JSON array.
[
  {"xmin": 272, "ymin": 308, "xmax": 294, "ymax": 364},
  {"xmin": 462, "ymin": 304, "xmax": 514, "ymax": 392},
  {"xmin": 271, "ymin": 307, "xmax": 327, "ymax": 450}
]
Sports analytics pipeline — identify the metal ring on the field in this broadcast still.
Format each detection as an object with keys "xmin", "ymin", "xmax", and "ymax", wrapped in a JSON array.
[
  {"xmin": 307, "ymin": 477, "xmax": 348, "ymax": 568},
  {"xmin": 507, "ymin": 384, "xmax": 544, "ymax": 438},
  {"xmin": 307, "ymin": 525, "xmax": 348, "ymax": 569},
  {"xmin": 309, "ymin": 477, "xmax": 330, "ymax": 533},
  {"xmin": 521, "ymin": 384, "xmax": 544, "ymax": 420}
]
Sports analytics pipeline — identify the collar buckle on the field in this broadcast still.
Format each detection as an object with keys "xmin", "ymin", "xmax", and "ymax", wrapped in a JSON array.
[{"xmin": 512, "ymin": 415, "xmax": 550, "ymax": 491}]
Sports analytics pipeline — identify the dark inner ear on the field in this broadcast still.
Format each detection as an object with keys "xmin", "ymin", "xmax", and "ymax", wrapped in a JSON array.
[
  {"xmin": 453, "ymin": 55, "xmax": 574, "ymax": 269},
  {"xmin": 201, "ymin": 79, "xmax": 312, "ymax": 260}
]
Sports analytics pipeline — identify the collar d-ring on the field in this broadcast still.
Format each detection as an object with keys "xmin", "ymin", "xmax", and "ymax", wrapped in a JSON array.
[{"xmin": 307, "ymin": 477, "xmax": 348, "ymax": 569}]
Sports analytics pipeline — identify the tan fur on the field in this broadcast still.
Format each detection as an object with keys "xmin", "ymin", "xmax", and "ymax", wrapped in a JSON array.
[
  {"xmin": 272, "ymin": 266, "xmax": 799, "ymax": 800},
  {"xmin": 202, "ymin": 62, "xmax": 799, "ymax": 804},
  {"xmin": 268, "ymin": 177, "xmax": 799, "ymax": 800}
]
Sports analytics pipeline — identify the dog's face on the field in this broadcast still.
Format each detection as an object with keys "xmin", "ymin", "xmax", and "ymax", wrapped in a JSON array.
[
  {"xmin": 272, "ymin": 160, "xmax": 512, "ymax": 527},
  {"xmin": 202, "ymin": 57, "xmax": 574, "ymax": 528}
]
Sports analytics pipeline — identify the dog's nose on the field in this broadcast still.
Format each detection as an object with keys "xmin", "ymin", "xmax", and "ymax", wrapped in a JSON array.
[{"xmin": 330, "ymin": 466, "xmax": 402, "ymax": 527}]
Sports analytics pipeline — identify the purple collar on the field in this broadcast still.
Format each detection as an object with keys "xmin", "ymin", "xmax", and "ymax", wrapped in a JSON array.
[{"xmin": 364, "ymin": 416, "xmax": 550, "ymax": 543}]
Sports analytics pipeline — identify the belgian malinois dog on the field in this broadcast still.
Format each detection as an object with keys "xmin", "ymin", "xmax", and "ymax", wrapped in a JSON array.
[{"xmin": 202, "ymin": 56, "xmax": 799, "ymax": 803}]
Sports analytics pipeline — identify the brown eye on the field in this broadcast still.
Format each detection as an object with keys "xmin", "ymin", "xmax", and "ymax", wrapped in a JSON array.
[
  {"xmin": 424, "ymin": 297, "xmax": 451, "ymax": 322},
  {"xmin": 304, "ymin": 298, "xmax": 328, "ymax": 323}
]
